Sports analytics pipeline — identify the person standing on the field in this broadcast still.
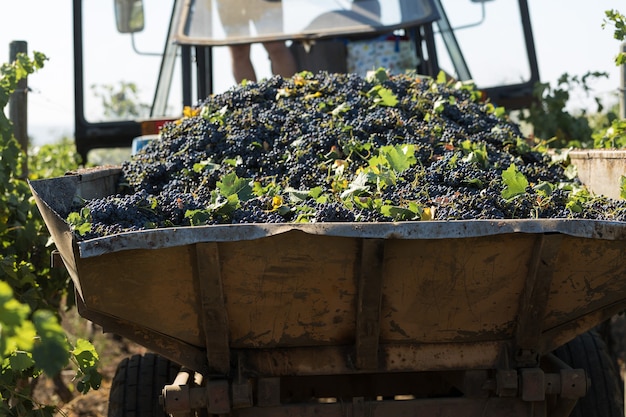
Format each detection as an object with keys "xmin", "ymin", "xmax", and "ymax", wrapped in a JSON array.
[{"xmin": 216, "ymin": 0, "xmax": 296, "ymax": 83}]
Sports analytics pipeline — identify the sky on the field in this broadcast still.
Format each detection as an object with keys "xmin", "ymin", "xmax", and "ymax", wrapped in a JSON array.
[{"xmin": 1, "ymin": 0, "xmax": 624, "ymax": 145}]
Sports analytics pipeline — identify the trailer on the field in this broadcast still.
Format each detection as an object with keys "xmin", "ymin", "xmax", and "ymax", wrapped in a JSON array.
[{"xmin": 30, "ymin": 166, "xmax": 626, "ymax": 417}]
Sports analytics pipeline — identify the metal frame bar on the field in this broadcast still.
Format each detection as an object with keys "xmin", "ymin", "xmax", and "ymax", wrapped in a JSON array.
[
  {"xmin": 355, "ymin": 239, "xmax": 385, "ymax": 370},
  {"xmin": 196, "ymin": 242, "xmax": 231, "ymax": 375}
]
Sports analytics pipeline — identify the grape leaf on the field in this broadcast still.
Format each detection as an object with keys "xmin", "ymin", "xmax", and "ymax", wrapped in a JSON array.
[
  {"xmin": 501, "ymin": 164, "xmax": 529, "ymax": 200},
  {"xmin": 31, "ymin": 310, "xmax": 70, "ymax": 376},
  {"xmin": 380, "ymin": 145, "xmax": 416, "ymax": 174},
  {"xmin": 72, "ymin": 339, "xmax": 102, "ymax": 393},
  {"xmin": 8, "ymin": 351, "xmax": 35, "ymax": 372},
  {"xmin": 217, "ymin": 173, "xmax": 253, "ymax": 201}
]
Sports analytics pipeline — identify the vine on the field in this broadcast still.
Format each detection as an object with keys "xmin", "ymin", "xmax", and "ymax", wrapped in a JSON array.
[{"xmin": 0, "ymin": 52, "xmax": 99, "ymax": 416}]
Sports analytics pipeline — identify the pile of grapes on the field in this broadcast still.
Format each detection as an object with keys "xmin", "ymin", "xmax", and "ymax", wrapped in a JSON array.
[{"xmin": 67, "ymin": 70, "xmax": 626, "ymax": 240}]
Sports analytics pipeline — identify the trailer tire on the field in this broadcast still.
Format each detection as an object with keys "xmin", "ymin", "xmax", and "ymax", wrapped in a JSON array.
[
  {"xmin": 552, "ymin": 331, "xmax": 623, "ymax": 417},
  {"xmin": 108, "ymin": 353, "xmax": 180, "ymax": 417}
]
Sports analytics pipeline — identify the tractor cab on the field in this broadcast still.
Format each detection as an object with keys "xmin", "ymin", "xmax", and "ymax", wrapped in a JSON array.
[{"xmin": 74, "ymin": 0, "xmax": 538, "ymax": 161}]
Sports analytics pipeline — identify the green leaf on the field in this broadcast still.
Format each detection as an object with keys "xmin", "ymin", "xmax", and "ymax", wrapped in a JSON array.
[
  {"xmin": 72, "ymin": 339, "xmax": 102, "ymax": 392},
  {"xmin": 367, "ymin": 84, "xmax": 398, "ymax": 108},
  {"xmin": 460, "ymin": 140, "xmax": 489, "ymax": 168},
  {"xmin": 433, "ymin": 98, "xmax": 446, "ymax": 113},
  {"xmin": 72, "ymin": 339, "xmax": 99, "ymax": 368},
  {"xmin": 0, "ymin": 281, "xmax": 30, "ymax": 327},
  {"xmin": 501, "ymin": 164, "xmax": 529, "ymax": 200},
  {"xmin": 365, "ymin": 67, "xmax": 389, "ymax": 83},
  {"xmin": 185, "ymin": 209, "xmax": 213, "ymax": 226},
  {"xmin": 286, "ymin": 188, "xmax": 311, "ymax": 203},
  {"xmin": 340, "ymin": 171, "xmax": 370, "ymax": 200},
  {"xmin": 436, "ymin": 70, "xmax": 448, "ymax": 84},
  {"xmin": 377, "ymin": 87, "xmax": 398, "ymax": 107},
  {"xmin": 193, "ymin": 160, "xmax": 221, "ymax": 174},
  {"xmin": 566, "ymin": 189, "xmax": 591, "ymax": 213},
  {"xmin": 31, "ymin": 310, "xmax": 70, "ymax": 376},
  {"xmin": 217, "ymin": 173, "xmax": 253, "ymax": 201},
  {"xmin": 77, "ymin": 367, "xmax": 103, "ymax": 394},
  {"xmin": 620, "ymin": 176, "xmax": 626, "ymax": 200},
  {"xmin": 201, "ymin": 104, "xmax": 229, "ymax": 125},
  {"xmin": 331, "ymin": 102, "xmax": 351, "ymax": 116},
  {"xmin": 66, "ymin": 207, "xmax": 92, "ymax": 236},
  {"xmin": 534, "ymin": 181, "xmax": 556, "ymax": 197},
  {"xmin": 381, "ymin": 145, "xmax": 417, "ymax": 174},
  {"xmin": 380, "ymin": 204, "xmax": 422, "ymax": 221},
  {"xmin": 8, "ymin": 351, "xmax": 35, "ymax": 372}
]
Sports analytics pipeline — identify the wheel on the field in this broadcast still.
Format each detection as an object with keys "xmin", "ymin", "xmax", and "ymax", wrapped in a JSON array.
[
  {"xmin": 108, "ymin": 353, "xmax": 181, "ymax": 417},
  {"xmin": 553, "ymin": 331, "xmax": 624, "ymax": 417}
]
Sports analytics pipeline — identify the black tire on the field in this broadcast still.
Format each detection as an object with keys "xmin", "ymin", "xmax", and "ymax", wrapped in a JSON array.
[
  {"xmin": 108, "ymin": 353, "xmax": 181, "ymax": 417},
  {"xmin": 553, "ymin": 331, "xmax": 624, "ymax": 417}
]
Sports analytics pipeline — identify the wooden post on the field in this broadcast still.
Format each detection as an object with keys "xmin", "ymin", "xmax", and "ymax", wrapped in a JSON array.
[
  {"xmin": 621, "ymin": 42, "xmax": 626, "ymax": 120},
  {"xmin": 9, "ymin": 40, "xmax": 28, "ymax": 176}
]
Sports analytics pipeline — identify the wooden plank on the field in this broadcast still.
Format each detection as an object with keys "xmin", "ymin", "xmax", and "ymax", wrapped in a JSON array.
[
  {"xmin": 196, "ymin": 242, "xmax": 231, "ymax": 375},
  {"xmin": 356, "ymin": 239, "xmax": 385, "ymax": 370}
]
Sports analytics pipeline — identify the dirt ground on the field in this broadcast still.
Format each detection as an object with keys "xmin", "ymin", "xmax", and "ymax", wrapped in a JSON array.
[{"xmin": 34, "ymin": 313, "xmax": 626, "ymax": 417}]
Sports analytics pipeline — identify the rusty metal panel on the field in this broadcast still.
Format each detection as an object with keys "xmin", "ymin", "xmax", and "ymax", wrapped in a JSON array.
[
  {"xmin": 542, "ymin": 235, "xmax": 626, "ymax": 349},
  {"xmin": 76, "ymin": 245, "xmax": 204, "ymax": 347},
  {"xmin": 218, "ymin": 232, "xmax": 358, "ymax": 348},
  {"xmin": 380, "ymin": 235, "xmax": 533, "ymax": 343}
]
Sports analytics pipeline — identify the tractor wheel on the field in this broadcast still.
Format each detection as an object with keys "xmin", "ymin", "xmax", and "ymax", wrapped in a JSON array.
[
  {"xmin": 553, "ymin": 331, "xmax": 623, "ymax": 417},
  {"xmin": 108, "ymin": 353, "xmax": 180, "ymax": 417}
]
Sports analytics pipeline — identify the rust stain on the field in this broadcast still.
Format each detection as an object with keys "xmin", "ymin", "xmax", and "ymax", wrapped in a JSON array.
[{"xmin": 389, "ymin": 320, "xmax": 410, "ymax": 338}]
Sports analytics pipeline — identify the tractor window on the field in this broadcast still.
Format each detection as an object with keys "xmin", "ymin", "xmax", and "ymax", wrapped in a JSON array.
[
  {"xmin": 81, "ymin": 1, "xmax": 182, "ymax": 123},
  {"xmin": 434, "ymin": 0, "xmax": 532, "ymax": 88}
]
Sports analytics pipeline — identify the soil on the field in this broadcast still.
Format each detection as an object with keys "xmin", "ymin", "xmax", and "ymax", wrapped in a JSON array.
[{"xmin": 33, "ymin": 312, "xmax": 626, "ymax": 417}]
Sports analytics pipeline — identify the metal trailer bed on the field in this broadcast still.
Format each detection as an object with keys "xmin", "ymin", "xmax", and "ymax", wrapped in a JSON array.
[{"xmin": 30, "ymin": 166, "xmax": 626, "ymax": 417}]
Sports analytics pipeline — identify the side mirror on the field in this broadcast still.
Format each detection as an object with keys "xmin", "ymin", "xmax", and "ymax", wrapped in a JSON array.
[{"xmin": 115, "ymin": 0, "xmax": 145, "ymax": 33}]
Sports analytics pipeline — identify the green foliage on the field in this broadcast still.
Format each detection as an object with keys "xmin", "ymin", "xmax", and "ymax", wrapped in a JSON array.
[
  {"xmin": 90, "ymin": 81, "xmax": 150, "ymax": 120},
  {"xmin": 1, "ymin": 52, "xmax": 99, "ymax": 416},
  {"xmin": 518, "ymin": 72, "xmax": 609, "ymax": 148},
  {"xmin": 71, "ymin": 339, "xmax": 102, "ymax": 394},
  {"xmin": 603, "ymin": 9, "xmax": 626, "ymax": 65},
  {"xmin": 522, "ymin": 8, "xmax": 626, "ymax": 151},
  {"xmin": 66, "ymin": 208, "xmax": 92, "ymax": 236},
  {"xmin": 29, "ymin": 138, "xmax": 82, "ymax": 180},
  {"xmin": 593, "ymin": 118, "xmax": 626, "ymax": 148},
  {"xmin": 501, "ymin": 164, "xmax": 529, "ymax": 200}
]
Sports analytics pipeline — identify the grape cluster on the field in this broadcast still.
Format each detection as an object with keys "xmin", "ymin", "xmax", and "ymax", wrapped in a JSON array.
[{"xmin": 68, "ymin": 71, "xmax": 626, "ymax": 239}]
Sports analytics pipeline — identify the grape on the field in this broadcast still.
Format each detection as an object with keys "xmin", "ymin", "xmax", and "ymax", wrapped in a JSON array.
[{"xmin": 66, "ymin": 71, "xmax": 626, "ymax": 239}]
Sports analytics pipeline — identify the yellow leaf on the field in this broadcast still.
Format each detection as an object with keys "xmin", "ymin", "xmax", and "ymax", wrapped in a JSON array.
[{"xmin": 272, "ymin": 196, "xmax": 283, "ymax": 209}]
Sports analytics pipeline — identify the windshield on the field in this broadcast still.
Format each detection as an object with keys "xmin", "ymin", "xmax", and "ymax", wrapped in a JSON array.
[
  {"xmin": 176, "ymin": 0, "xmax": 439, "ymax": 46},
  {"xmin": 75, "ymin": 0, "xmax": 537, "ymax": 160}
]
